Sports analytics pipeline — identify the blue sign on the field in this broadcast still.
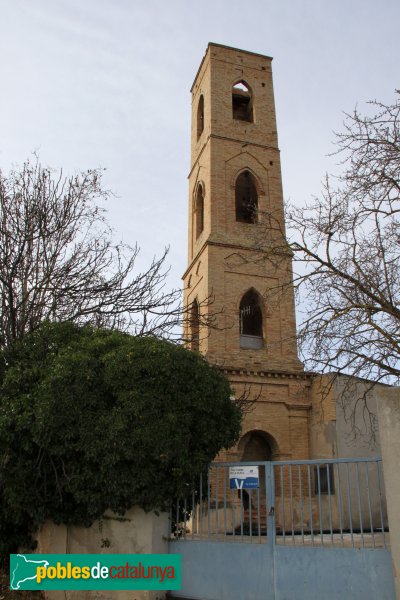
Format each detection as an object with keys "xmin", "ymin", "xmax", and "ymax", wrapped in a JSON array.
[{"xmin": 229, "ymin": 466, "xmax": 259, "ymax": 489}]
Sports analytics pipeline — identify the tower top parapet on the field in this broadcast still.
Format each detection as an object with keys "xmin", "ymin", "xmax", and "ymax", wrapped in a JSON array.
[{"xmin": 191, "ymin": 43, "xmax": 273, "ymax": 92}]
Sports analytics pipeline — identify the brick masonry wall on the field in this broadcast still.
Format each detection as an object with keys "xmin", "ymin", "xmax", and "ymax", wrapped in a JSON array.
[{"xmin": 184, "ymin": 44, "xmax": 311, "ymax": 462}]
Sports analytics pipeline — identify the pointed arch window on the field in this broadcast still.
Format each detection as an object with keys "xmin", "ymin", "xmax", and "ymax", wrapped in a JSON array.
[
  {"xmin": 240, "ymin": 289, "xmax": 263, "ymax": 349},
  {"xmin": 195, "ymin": 184, "xmax": 204, "ymax": 238},
  {"xmin": 232, "ymin": 81, "xmax": 253, "ymax": 122},
  {"xmin": 191, "ymin": 299, "xmax": 200, "ymax": 351},
  {"xmin": 235, "ymin": 171, "xmax": 258, "ymax": 223},
  {"xmin": 197, "ymin": 95, "xmax": 204, "ymax": 140}
]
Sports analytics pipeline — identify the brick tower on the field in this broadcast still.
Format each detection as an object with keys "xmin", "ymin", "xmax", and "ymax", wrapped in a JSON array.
[{"xmin": 183, "ymin": 44, "xmax": 311, "ymax": 462}]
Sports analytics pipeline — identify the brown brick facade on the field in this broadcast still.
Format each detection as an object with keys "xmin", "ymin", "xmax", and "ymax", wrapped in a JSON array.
[{"xmin": 183, "ymin": 44, "xmax": 312, "ymax": 462}]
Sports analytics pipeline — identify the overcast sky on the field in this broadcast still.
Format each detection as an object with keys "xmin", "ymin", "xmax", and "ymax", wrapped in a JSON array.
[{"xmin": 0, "ymin": 0, "xmax": 398, "ymax": 292}]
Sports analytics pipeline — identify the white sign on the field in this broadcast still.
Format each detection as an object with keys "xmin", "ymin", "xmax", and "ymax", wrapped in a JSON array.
[{"xmin": 229, "ymin": 466, "xmax": 259, "ymax": 489}]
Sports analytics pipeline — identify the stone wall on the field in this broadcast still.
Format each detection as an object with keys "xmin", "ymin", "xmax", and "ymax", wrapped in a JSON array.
[
  {"xmin": 36, "ymin": 507, "xmax": 169, "ymax": 600},
  {"xmin": 377, "ymin": 388, "xmax": 400, "ymax": 599}
]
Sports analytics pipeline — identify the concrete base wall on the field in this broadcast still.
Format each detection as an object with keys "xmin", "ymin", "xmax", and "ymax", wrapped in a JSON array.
[
  {"xmin": 36, "ymin": 507, "xmax": 169, "ymax": 600},
  {"xmin": 169, "ymin": 541, "xmax": 395, "ymax": 600},
  {"xmin": 377, "ymin": 388, "xmax": 400, "ymax": 599}
]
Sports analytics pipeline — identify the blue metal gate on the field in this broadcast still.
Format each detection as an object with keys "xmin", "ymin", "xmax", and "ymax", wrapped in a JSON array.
[{"xmin": 168, "ymin": 458, "xmax": 395, "ymax": 600}]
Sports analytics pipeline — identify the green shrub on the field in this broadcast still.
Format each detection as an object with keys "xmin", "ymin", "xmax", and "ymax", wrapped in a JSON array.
[{"xmin": 0, "ymin": 322, "xmax": 242, "ymax": 552}]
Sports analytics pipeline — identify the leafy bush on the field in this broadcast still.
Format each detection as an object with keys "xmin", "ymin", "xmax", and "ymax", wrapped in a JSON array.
[{"xmin": 0, "ymin": 322, "xmax": 242, "ymax": 552}]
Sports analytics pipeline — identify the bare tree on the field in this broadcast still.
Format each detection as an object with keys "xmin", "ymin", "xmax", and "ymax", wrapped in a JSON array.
[
  {"xmin": 258, "ymin": 91, "xmax": 400, "ymax": 387},
  {"xmin": 0, "ymin": 157, "xmax": 203, "ymax": 348},
  {"xmin": 245, "ymin": 92, "xmax": 400, "ymax": 441},
  {"xmin": 291, "ymin": 92, "xmax": 400, "ymax": 384},
  {"xmin": 250, "ymin": 91, "xmax": 400, "ymax": 392}
]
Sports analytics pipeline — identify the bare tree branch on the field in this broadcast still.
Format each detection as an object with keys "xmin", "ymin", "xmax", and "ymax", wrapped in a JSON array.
[
  {"xmin": 248, "ymin": 91, "xmax": 400, "ymax": 436},
  {"xmin": 0, "ymin": 156, "xmax": 214, "ymax": 347},
  {"xmin": 290, "ymin": 92, "xmax": 400, "ymax": 383}
]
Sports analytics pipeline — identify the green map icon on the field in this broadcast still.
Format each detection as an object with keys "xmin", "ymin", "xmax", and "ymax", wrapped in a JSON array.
[{"xmin": 10, "ymin": 554, "xmax": 49, "ymax": 590}]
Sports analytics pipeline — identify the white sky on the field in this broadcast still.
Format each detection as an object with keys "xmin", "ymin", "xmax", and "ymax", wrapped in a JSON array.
[{"xmin": 0, "ymin": 0, "xmax": 398, "ymax": 293}]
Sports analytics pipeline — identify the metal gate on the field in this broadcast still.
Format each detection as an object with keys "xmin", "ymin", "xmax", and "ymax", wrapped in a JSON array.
[{"xmin": 168, "ymin": 458, "xmax": 395, "ymax": 600}]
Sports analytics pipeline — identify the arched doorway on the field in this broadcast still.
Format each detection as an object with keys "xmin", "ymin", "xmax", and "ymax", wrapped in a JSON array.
[
  {"xmin": 240, "ymin": 431, "xmax": 272, "ymax": 462},
  {"xmin": 238, "ymin": 431, "xmax": 278, "ymax": 505}
]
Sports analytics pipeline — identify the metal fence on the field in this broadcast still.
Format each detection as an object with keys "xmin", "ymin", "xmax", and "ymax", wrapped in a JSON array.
[{"xmin": 169, "ymin": 457, "xmax": 389, "ymax": 548}]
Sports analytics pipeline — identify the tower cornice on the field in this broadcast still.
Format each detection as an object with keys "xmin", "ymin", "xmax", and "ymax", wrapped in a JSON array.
[
  {"xmin": 182, "ymin": 238, "xmax": 283, "ymax": 281},
  {"xmin": 221, "ymin": 366, "xmax": 312, "ymax": 381},
  {"xmin": 188, "ymin": 134, "xmax": 280, "ymax": 179}
]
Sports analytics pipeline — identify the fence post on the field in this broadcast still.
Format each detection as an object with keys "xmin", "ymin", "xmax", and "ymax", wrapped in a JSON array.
[
  {"xmin": 377, "ymin": 388, "xmax": 400, "ymax": 600},
  {"xmin": 265, "ymin": 462, "xmax": 275, "ymax": 551}
]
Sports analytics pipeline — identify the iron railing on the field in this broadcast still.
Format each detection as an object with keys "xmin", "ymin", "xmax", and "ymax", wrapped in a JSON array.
[{"xmin": 170, "ymin": 457, "xmax": 388, "ymax": 548}]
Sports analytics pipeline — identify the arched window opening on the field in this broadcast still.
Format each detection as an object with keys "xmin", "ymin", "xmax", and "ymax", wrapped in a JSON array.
[
  {"xmin": 232, "ymin": 81, "xmax": 253, "ymax": 122},
  {"xmin": 240, "ymin": 289, "xmax": 263, "ymax": 349},
  {"xmin": 235, "ymin": 171, "xmax": 258, "ymax": 223},
  {"xmin": 197, "ymin": 95, "xmax": 204, "ymax": 140},
  {"xmin": 191, "ymin": 299, "xmax": 200, "ymax": 351},
  {"xmin": 195, "ymin": 185, "xmax": 204, "ymax": 238}
]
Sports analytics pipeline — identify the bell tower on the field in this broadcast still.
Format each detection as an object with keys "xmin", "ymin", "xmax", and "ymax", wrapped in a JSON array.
[{"xmin": 183, "ymin": 44, "xmax": 311, "ymax": 461}]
